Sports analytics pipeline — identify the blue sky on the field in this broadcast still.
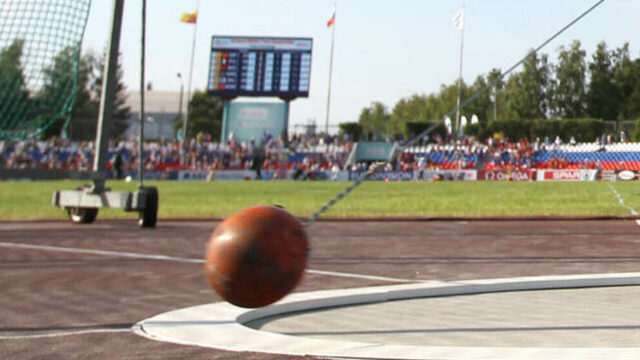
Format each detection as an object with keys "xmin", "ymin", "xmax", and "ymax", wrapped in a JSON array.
[{"xmin": 84, "ymin": 0, "xmax": 639, "ymax": 131}]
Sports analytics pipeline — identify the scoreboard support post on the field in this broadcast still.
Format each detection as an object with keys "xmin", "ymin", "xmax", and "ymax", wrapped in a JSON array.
[
  {"xmin": 283, "ymin": 100, "xmax": 290, "ymax": 139},
  {"xmin": 221, "ymin": 100, "xmax": 231, "ymax": 143}
]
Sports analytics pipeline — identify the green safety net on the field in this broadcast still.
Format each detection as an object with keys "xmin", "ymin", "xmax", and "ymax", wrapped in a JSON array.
[{"xmin": 0, "ymin": 0, "xmax": 91, "ymax": 140}]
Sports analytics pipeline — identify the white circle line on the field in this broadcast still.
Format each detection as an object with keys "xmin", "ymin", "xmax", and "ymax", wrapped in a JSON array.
[{"xmin": 136, "ymin": 272, "xmax": 640, "ymax": 360}]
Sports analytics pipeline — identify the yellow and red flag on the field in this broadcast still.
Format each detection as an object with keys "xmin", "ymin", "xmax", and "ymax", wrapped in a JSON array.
[{"xmin": 180, "ymin": 10, "xmax": 197, "ymax": 24}]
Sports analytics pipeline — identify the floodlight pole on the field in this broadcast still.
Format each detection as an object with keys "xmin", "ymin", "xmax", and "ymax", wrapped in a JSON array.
[
  {"xmin": 455, "ymin": 6, "xmax": 465, "ymax": 140},
  {"xmin": 324, "ymin": 8, "xmax": 336, "ymax": 136},
  {"xmin": 182, "ymin": 0, "xmax": 200, "ymax": 147},
  {"xmin": 93, "ymin": 0, "xmax": 125, "ymax": 193}
]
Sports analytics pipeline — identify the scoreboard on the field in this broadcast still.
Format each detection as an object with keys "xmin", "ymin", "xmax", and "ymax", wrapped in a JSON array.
[{"xmin": 208, "ymin": 36, "xmax": 312, "ymax": 99}]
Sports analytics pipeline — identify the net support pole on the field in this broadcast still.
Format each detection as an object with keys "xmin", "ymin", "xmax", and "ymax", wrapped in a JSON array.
[
  {"xmin": 93, "ymin": 0, "xmax": 125, "ymax": 192},
  {"xmin": 138, "ymin": 0, "xmax": 146, "ymax": 187}
]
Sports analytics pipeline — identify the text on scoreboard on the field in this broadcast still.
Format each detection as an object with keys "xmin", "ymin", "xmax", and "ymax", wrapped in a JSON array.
[{"xmin": 208, "ymin": 36, "xmax": 312, "ymax": 99}]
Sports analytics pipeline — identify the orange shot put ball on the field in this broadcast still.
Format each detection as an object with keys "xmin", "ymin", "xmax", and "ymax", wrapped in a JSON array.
[{"xmin": 204, "ymin": 206, "xmax": 309, "ymax": 308}]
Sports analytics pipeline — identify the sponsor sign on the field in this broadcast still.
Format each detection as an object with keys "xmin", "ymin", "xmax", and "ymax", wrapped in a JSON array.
[
  {"xmin": 120, "ymin": 170, "xmax": 178, "ymax": 180},
  {"xmin": 536, "ymin": 170, "xmax": 598, "ymax": 182},
  {"xmin": 417, "ymin": 170, "xmax": 477, "ymax": 181},
  {"xmin": 477, "ymin": 170, "xmax": 533, "ymax": 181},
  {"xmin": 349, "ymin": 170, "xmax": 414, "ymax": 181},
  {"xmin": 414, "ymin": 170, "xmax": 478, "ymax": 181},
  {"xmin": 617, "ymin": 170, "xmax": 637, "ymax": 181}
]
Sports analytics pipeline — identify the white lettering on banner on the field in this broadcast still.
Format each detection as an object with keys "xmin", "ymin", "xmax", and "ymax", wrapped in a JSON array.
[
  {"xmin": 618, "ymin": 170, "xmax": 636, "ymax": 181},
  {"xmin": 349, "ymin": 170, "xmax": 414, "ymax": 181},
  {"xmin": 537, "ymin": 170, "xmax": 598, "ymax": 182},
  {"xmin": 416, "ymin": 170, "xmax": 477, "ymax": 181},
  {"xmin": 239, "ymin": 108, "xmax": 269, "ymax": 120},
  {"xmin": 479, "ymin": 170, "xmax": 531, "ymax": 181},
  {"xmin": 366, "ymin": 148, "xmax": 386, "ymax": 156}
]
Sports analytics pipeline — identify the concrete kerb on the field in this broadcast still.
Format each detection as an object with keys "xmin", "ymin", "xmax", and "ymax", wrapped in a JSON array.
[{"xmin": 134, "ymin": 272, "xmax": 640, "ymax": 360}]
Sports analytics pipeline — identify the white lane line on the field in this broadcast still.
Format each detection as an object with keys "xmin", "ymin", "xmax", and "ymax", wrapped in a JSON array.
[
  {"xmin": 0, "ymin": 242, "xmax": 417, "ymax": 283},
  {"xmin": 0, "ymin": 241, "xmax": 203, "ymax": 264},
  {"xmin": 306, "ymin": 269, "xmax": 420, "ymax": 283},
  {"xmin": 608, "ymin": 183, "xmax": 640, "ymax": 227},
  {"xmin": 0, "ymin": 328, "xmax": 130, "ymax": 340}
]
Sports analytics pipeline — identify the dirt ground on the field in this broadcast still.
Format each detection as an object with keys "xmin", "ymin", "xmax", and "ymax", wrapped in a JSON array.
[{"xmin": 1, "ymin": 219, "xmax": 639, "ymax": 359}]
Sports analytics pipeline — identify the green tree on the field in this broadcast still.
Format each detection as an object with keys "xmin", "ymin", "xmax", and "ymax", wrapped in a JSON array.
[
  {"xmin": 40, "ymin": 50, "xmax": 101, "ymax": 141},
  {"xmin": 358, "ymin": 101, "xmax": 390, "ymax": 140},
  {"xmin": 486, "ymin": 68, "xmax": 505, "ymax": 122},
  {"xmin": 0, "ymin": 39, "xmax": 31, "ymax": 133},
  {"xmin": 503, "ymin": 50, "xmax": 551, "ymax": 120},
  {"xmin": 91, "ymin": 49, "xmax": 130, "ymax": 140},
  {"xmin": 39, "ymin": 46, "xmax": 88, "ymax": 139},
  {"xmin": 338, "ymin": 122, "xmax": 362, "ymax": 141},
  {"xmin": 67, "ymin": 52, "xmax": 100, "ymax": 140},
  {"xmin": 586, "ymin": 42, "xmax": 619, "ymax": 120},
  {"xmin": 550, "ymin": 40, "xmax": 587, "ymax": 118},
  {"xmin": 179, "ymin": 90, "xmax": 223, "ymax": 138},
  {"xmin": 611, "ymin": 43, "xmax": 640, "ymax": 120},
  {"xmin": 390, "ymin": 94, "xmax": 429, "ymax": 136},
  {"xmin": 466, "ymin": 74, "xmax": 493, "ymax": 124}
]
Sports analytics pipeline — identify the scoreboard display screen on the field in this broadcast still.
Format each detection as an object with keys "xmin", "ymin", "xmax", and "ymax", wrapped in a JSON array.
[{"xmin": 208, "ymin": 36, "xmax": 312, "ymax": 99}]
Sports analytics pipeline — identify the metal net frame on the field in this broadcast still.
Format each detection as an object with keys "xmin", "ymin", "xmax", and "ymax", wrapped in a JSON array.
[{"xmin": 0, "ymin": 0, "xmax": 92, "ymax": 140}]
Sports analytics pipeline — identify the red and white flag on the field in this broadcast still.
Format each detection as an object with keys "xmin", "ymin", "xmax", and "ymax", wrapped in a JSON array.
[{"xmin": 327, "ymin": 7, "xmax": 336, "ymax": 28}]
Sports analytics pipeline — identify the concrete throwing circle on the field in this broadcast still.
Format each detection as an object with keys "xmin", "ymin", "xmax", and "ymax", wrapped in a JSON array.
[{"xmin": 135, "ymin": 273, "xmax": 640, "ymax": 360}]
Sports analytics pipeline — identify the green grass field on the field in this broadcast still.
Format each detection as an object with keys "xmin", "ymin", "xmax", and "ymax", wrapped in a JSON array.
[{"xmin": 2, "ymin": 180, "xmax": 640, "ymax": 220}]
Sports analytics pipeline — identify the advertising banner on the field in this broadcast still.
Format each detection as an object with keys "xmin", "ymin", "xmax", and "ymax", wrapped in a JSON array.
[
  {"xmin": 536, "ymin": 169, "xmax": 598, "ymax": 182},
  {"xmin": 477, "ymin": 170, "xmax": 534, "ymax": 181},
  {"xmin": 617, "ymin": 170, "xmax": 638, "ymax": 181},
  {"xmin": 120, "ymin": 170, "xmax": 178, "ymax": 180},
  {"xmin": 417, "ymin": 170, "xmax": 477, "ymax": 181},
  {"xmin": 348, "ymin": 170, "xmax": 414, "ymax": 181}
]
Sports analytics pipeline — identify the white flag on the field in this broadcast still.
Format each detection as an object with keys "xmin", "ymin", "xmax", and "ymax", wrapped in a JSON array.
[{"xmin": 452, "ymin": 9, "xmax": 464, "ymax": 30}]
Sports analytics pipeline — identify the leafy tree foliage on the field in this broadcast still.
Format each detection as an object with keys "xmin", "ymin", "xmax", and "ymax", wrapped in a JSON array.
[
  {"xmin": 503, "ymin": 50, "xmax": 551, "ymax": 120},
  {"xmin": 358, "ymin": 40, "xmax": 640, "ymax": 143},
  {"xmin": 586, "ymin": 42, "xmax": 618, "ymax": 120},
  {"xmin": 0, "ymin": 39, "xmax": 30, "ymax": 132},
  {"xmin": 612, "ymin": 44, "xmax": 640, "ymax": 120},
  {"xmin": 550, "ymin": 40, "xmax": 586, "ymax": 118},
  {"xmin": 90, "ymin": 49, "xmax": 131, "ymax": 140},
  {"xmin": 338, "ymin": 122, "xmax": 363, "ymax": 141},
  {"xmin": 178, "ymin": 90, "xmax": 223, "ymax": 138},
  {"xmin": 358, "ymin": 101, "xmax": 390, "ymax": 140}
]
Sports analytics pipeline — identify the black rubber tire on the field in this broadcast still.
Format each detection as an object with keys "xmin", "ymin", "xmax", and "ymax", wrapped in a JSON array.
[
  {"xmin": 68, "ymin": 208, "xmax": 99, "ymax": 224},
  {"xmin": 138, "ymin": 186, "xmax": 158, "ymax": 228}
]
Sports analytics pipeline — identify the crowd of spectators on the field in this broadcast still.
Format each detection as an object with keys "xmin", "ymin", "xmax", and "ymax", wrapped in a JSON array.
[
  {"xmin": 0, "ymin": 132, "xmax": 352, "ymax": 174},
  {"xmin": 0, "ymin": 131, "xmax": 634, "ymax": 175}
]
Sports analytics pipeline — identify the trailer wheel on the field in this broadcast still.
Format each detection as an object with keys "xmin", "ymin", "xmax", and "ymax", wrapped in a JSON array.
[
  {"xmin": 138, "ymin": 186, "xmax": 158, "ymax": 228},
  {"xmin": 68, "ymin": 207, "xmax": 98, "ymax": 224}
]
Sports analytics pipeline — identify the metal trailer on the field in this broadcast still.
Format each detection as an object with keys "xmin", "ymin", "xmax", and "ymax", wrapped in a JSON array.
[{"xmin": 53, "ymin": 0, "xmax": 158, "ymax": 227}]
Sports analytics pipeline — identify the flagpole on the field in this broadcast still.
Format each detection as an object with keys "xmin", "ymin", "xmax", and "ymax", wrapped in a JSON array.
[
  {"xmin": 324, "ymin": 6, "xmax": 336, "ymax": 136},
  {"xmin": 455, "ymin": 6, "xmax": 465, "ymax": 139},
  {"xmin": 182, "ymin": 0, "xmax": 199, "ymax": 150}
]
